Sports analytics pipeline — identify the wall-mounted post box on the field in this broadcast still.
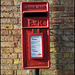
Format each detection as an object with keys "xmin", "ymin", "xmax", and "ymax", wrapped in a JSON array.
[{"xmin": 21, "ymin": 1, "xmax": 50, "ymax": 69}]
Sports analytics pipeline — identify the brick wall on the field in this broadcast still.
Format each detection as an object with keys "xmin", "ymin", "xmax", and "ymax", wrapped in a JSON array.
[{"xmin": 0, "ymin": 0, "xmax": 74, "ymax": 75}]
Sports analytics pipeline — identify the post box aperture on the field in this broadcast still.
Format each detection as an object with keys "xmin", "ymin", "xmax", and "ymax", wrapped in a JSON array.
[{"xmin": 21, "ymin": 1, "xmax": 50, "ymax": 69}]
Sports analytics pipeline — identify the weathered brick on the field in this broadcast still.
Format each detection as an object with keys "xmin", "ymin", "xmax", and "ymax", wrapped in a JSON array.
[
  {"xmin": 14, "ymin": 0, "xmax": 22, "ymax": 5},
  {"xmin": 18, "ymin": 65, "xmax": 22, "ymax": 69},
  {"xmin": 18, "ymin": 54, "xmax": 22, "ymax": 58},
  {"xmin": 50, "ymin": 53, "xmax": 57, "ymax": 59},
  {"xmin": 29, "ymin": 70, "xmax": 33, "ymax": 75},
  {"xmin": 8, "ymin": 53, "xmax": 17, "ymax": 58},
  {"xmin": 60, "ymin": 48, "xmax": 74, "ymax": 53},
  {"xmin": 62, "ymin": 12, "xmax": 74, "ymax": 17},
  {"xmin": 70, "ymin": 53, "xmax": 74, "ymax": 58},
  {"xmin": 64, "ymin": 18, "xmax": 74, "ymax": 23},
  {"xmin": 1, "ymin": 12, "xmax": 13, "ymax": 17},
  {"xmin": 1, "ymin": 6, "xmax": 17, "ymax": 12},
  {"xmin": 13, "ymin": 12, "xmax": 20, "ymax": 17},
  {"xmin": 1, "ymin": 64, "xmax": 17, "ymax": 70},
  {"xmin": 17, "ymin": 70, "xmax": 22, "ymax": 75},
  {"xmin": 50, "ymin": 30, "xmax": 58, "ymax": 36},
  {"xmin": 1, "ymin": 48, "xmax": 13, "ymax": 54},
  {"xmin": 50, "ymin": 12, "xmax": 63, "ymax": 18},
  {"xmin": 14, "ymin": 25, "xmax": 21, "ymax": 29},
  {"xmin": 17, "ymin": 42, "xmax": 21, "ymax": 48},
  {"xmin": 50, "ymin": 24, "xmax": 74, "ymax": 29},
  {"xmin": 50, "ymin": 47, "xmax": 59, "ymax": 53},
  {"xmin": 50, "ymin": 42, "xmax": 55, "ymax": 47},
  {"xmin": 1, "ymin": 18, "xmax": 17, "ymax": 24},
  {"xmin": 14, "ymin": 41, "xmax": 18, "ymax": 47},
  {"xmin": 64, "ymin": 53, "xmax": 69, "ymax": 58},
  {"xmin": 61, "ymin": 35, "xmax": 73, "ymax": 41},
  {"xmin": 17, "ymin": 70, "xmax": 30, "ymax": 75},
  {"xmin": 1, "ymin": 0, "xmax": 14, "ymax": 5},
  {"xmin": 1, "ymin": 36, "xmax": 13, "ymax": 42},
  {"xmin": 50, "ymin": 29, "xmax": 74, "ymax": 36},
  {"xmin": 13, "ymin": 70, "xmax": 17, "ymax": 75},
  {"xmin": 9, "ymin": 30, "xmax": 21, "ymax": 36},
  {"xmin": 40, "ymin": 69, "xmax": 59, "ymax": 75},
  {"xmin": 61, "ymin": 0, "xmax": 73, "ymax": 5},
  {"xmin": 64, "ymin": 30, "xmax": 74, "ymax": 35},
  {"xmin": 1, "ymin": 42, "xmax": 14, "ymax": 47},
  {"xmin": 59, "ymin": 71, "xmax": 74, "ymax": 75},
  {"xmin": 64, "ymin": 64, "xmax": 74, "ymax": 70},
  {"xmin": 50, "ymin": 7, "xmax": 64, "ymax": 11},
  {"xmin": 58, "ymin": 53, "xmax": 74, "ymax": 58},
  {"xmin": 50, "ymin": 59, "xmax": 57, "ymax": 64},
  {"xmin": 14, "ymin": 59, "xmax": 22, "ymax": 64},
  {"xmin": 1, "ymin": 59, "xmax": 7, "ymax": 64},
  {"xmin": 1, "ymin": 25, "xmax": 13, "ymax": 29},
  {"xmin": 50, "ymin": 36, "xmax": 55, "ymax": 41},
  {"xmin": 1, "ymin": 59, "xmax": 12, "ymax": 64},
  {"xmin": 1, "ymin": 30, "xmax": 9, "ymax": 36},
  {"xmin": 14, "ymin": 0, "xmax": 34, "ymax": 5},
  {"xmin": 50, "ymin": 24, "xmax": 60, "ymax": 29},
  {"xmin": 49, "ymin": 64, "xmax": 57, "ymax": 70},
  {"xmin": 64, "ymin": 42, "xmax": 74, "ymax": 47},
  {"xmin": 14, "ymin": 41, "xmax": 21, "ymax": 48},
  {"xmin": 1, "ymin": 53, "xmax": 17, "ymax": 59},
  {"xmin": 65, "ymin": 7, "xmax": 74, "ymax": 11},
  {"xmin": 50, "ymin": 41, "xmax": 65, "ymax": 47},
  {"xmin": 19, "ymin": 18, "xmax": 21, "ymax": 24},
  {"xmin": 58, "ymin": 58, "xmax": 74, "ymax": 64},
  {"xmin": 56, "ymin": 0, "xmax": 61, "ymax": 5},
  {"xmin": 50, "ymin": 19, "xmax": 64, "ymax": 23},
  {"xmin": 48, "ymin": 0, "xmax": 56, "ymax": 5},
  {"xmin": 1, "ymin": 70, "xmax": 13, "ymax": 75},
  {"xmin": 14, "ymin": 48, "xmax": 21, "ymax": 53},
  {"xmin": 1, "ymin": 53, "xmax": 8, "ymax": 58},
  {"xmin": 7, "ymin": 59, "xmax": 13, "ymax": 64},
  {"xmin": 21, "ymin": 70, "xmax": 29, "ymax": 75},
  {"xmin": 13, "ymin": 36, "xmax": 21, "ymax": 41},
  {"xmin": 50, "ymin": 36, "xmax": 60, "ymax": 41}
]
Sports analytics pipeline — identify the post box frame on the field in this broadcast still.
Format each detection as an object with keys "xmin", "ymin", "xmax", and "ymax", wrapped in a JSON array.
[{"xmin": 21, "ymin": 1, "xmax": 50, "ymax": 69}]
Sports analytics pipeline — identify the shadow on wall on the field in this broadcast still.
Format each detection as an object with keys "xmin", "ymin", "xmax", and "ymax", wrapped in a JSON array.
[{"xmin": 39, "ymin": 0, "xmax": 74, "ymax": 75}]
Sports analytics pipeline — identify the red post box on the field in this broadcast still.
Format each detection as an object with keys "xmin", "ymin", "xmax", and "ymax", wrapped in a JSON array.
[{"xmin": 21, "ymin": 1, "xmax": 50, "ymax": 69}]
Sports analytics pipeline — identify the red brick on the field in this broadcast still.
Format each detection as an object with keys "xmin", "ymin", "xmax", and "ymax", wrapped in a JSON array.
[
  {"xmin": 64, "ymin": 18, "xmax": 74, "ymax": 23},
  {"xmin": 65, "ymin": 7, "xmax": 73, "ymax": 11}
]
